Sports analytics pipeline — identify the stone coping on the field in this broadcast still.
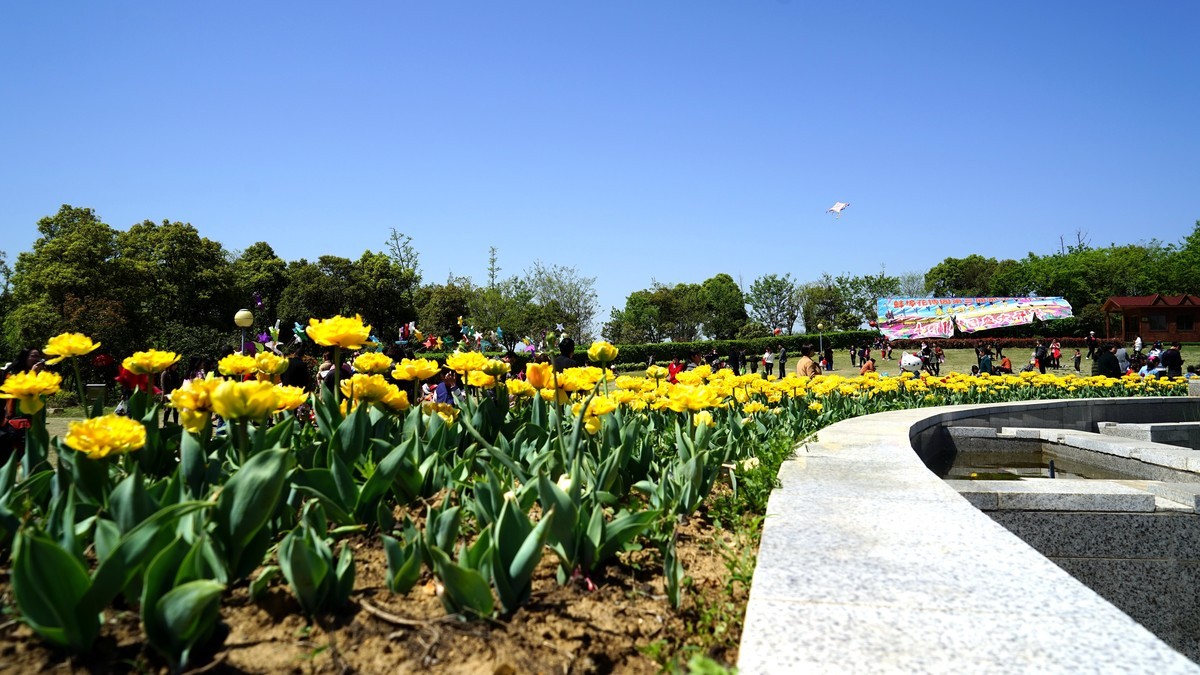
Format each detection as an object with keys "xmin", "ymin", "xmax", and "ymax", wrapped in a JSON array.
[{"xmin": 738, "ymin": 398, "xmax": 1200, "ymax": 674}]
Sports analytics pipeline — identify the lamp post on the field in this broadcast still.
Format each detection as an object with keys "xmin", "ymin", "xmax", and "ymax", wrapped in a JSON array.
[
  {"xmin": 235, "ymin": 309, "xmax": 254, "ymax": 354},
  {"xmin": 817, "ymin": 323, "xmax": 825, "ymax": 362}
]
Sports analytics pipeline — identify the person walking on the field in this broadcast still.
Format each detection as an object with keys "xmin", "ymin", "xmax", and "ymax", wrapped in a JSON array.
[{"xmin": 762, "ymin": 347, "xmax": 774, "ymax": 378}]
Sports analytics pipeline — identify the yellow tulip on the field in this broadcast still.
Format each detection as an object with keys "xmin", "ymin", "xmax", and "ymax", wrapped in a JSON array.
[
  {"xmin": 0, "ymin": 370, "xmax": 62, "ymax": 415},
  {"xmin": 381, "ymin": 387, "xmax": 410, "ymax": 413},
  {"xmin": 255, "ymin": 351, "xmax": 290, "ymax": 376},
  {"xmin": 467, "ymin": 371, "xmax": 497, "ymax": 388},
  {"xmin": 64, "ymin": 414, "xmax": 147, "ymax": 460},
  {"xmin": 353, "ymin": 352, "xmax": 393, "ymax": 374},
  {"xmin": 586, "ymin": 341, "xmax": 619, "ymax": 364},
  {"xmin": 210, "ymin": 380, "xmax": 280, "ymax": 420},
  {"xmin": 482, "ymin": 359, "xmax": 511, "ymax": 377},
  {"xmin": 218, "ymin": 353, "xmax": 258, "ymax": 377},
  {"xmin": 180, "ymin": 409, "xmax": 210, "ymax": 434},
  {"xmin": 43, "ymin": 332, "xmax": 100, "ymax": 365},
  {"xmin": 169, "ymin": 374, "xmax": 222, "ymax": 413},
  {"xmin": 693, "ymin": 410, "xmax": 715, "ymax": 427},
  {"xmin": 274, "ymin": 385, "xmax": 309, "ymax": 412},
  {"xmin": 306, "ymin": 314, "xmax": 372, "ymax": 350},
  {"xmin": 645, "ymin": 365, "xmax": 668, "ymax": 380},
  {"xmin": 340, "ymin": 373, "xmax": 392, "ymax": 403},
  {"xmin": 506, "ymin": 379, "xmax": 535, "ymax": 398},
  {"xmin": 526, "ymin": 362, "xmax": 554, "ymax": 389},
  {"xmin": 123, "ymin": 349, "xmax": 180, "ymax": 375},
  {"xmin": 392, "ymin": 358, "xmax": 441, "ymax": 381},
  {"xmin": 446, "ymin": 351, "xmax": 488, "ymax": 374}
]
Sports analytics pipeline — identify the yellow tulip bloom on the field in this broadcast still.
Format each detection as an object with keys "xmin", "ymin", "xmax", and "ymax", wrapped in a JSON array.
[
  {"xmin": 586, "ymin": 341, "xmax": 619, "ymax": 364},
  {"xmin": 123, "ymin": 349, "xmax": 180, "ymax": 375},
  {"xmin": 381, "ymin": 387, "xmax": 411, "ymax": 413},
  {"xmin": 306, "ymin": 314, "xmax": 372, "ymax": 350},
  {"xmin": 255, "ymin": 351, "xmax": 290, "ymax": 376},
  {"xmin": 274, "ymin": 385, "xmax": 309, "ymax": 412},
  {"xmin": 340, "ymin": 373, "xmax": 392, "ymax": 403},
  {"xmin": 506, "ymin": 379, "xmax": 535, "ymax": 398},
  {"xmin": 526, "ymin": 362, "xmax": 554, "ymax": 389},
  {"xmin": 210, "ymin": 380, "xmax": 280, "ymax": 420},
  {"xmin": 353, "ymin": 352, "xmax": 393, "ymax": 374},
  {"xmin": 64, "ymin": 414, "xmax": 147, "ymax": 460},
  {"xmin": 218, "ymin": 353, "xmax": 258, "ymax": 377},
  {"xmin": 482, "ymin": 359, "xmax": 511, "ymax": 377},
  {"xmin": 446, "ymin": 351, "xmax": 488, "ymax": 374},
  {"xmin": 43, "ymin": 332, "xmax": 100, "ymax": 365},
  {"xmin": 0, "ymin": 370, "xmax": 62, "ymax": 415},
  {"xmin": 467, "ymin": 371, "xmax": 497, "ymax": 388},
  {"xmin": 392, "ymin": 358, "xmax": 442, "ymax": 381}
]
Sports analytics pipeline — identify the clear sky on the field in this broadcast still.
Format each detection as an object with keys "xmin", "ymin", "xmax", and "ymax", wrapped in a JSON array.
[{"xmin": 2, "ymin": 2, "xmax": 1198, "ymax": 329}]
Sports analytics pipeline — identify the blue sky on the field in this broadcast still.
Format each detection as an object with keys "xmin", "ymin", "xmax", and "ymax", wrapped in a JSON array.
[{"xmin": 2, "ymin": 2, "xmax": 1198, "ymax": 329}]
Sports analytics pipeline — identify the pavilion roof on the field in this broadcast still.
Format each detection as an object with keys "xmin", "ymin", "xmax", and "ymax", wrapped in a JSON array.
[{"xmin": 1101, "ymin": 294, "xmax": 1200, "ymax": 312}]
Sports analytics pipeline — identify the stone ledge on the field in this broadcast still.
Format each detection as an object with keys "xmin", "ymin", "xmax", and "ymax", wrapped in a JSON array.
[
  {"xmin": 947, "ymin": 479, "xmax": 1157, "ymax": 512},
  {"xmin": 739, "ymin": 399, "xmax": 1200, "ymax": 674}
]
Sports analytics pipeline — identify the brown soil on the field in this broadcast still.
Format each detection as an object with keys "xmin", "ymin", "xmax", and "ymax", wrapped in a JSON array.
[{"xmin": 0, "ymin": 515, "xmax": 755, "ymax": 674}]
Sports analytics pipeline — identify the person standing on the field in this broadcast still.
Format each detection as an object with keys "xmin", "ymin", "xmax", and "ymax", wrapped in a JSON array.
[
  {"xmin": 1073, "ymin": 349, "xmax": 1082, "ymax": 372},
  {"xmin": 1162, "ymin": 341, "xmax": 1184, "ymax": 378},
  {"xmin": 776, "ymin": 344, "xmax": 788, "ymax": 377},
  {"xmin": 728, "ymin": 348, "xmax": 742, "ymax": 376},
  {"xmin": 849, "ymin": 346, "xmax": 858, "ymax": 368},
  {"xmin": 1085, "ymin": 331, "xmax": 1098, "ymax": 359},
  {"xmin": 824, "ymin": 345, "xmax": 834, "ymax": 372},
  {"xmin": 979, "ymin": 350, "xmax": 994, "ymax": 375},
  {"xmin": 1134, "ymin": 335, "xmax": 1143, "ymax": 354},
  {"xmin": 1115, "ymin": 343, "xmax": 1130, "ymax": 374},
  {"xmin": 1097, "ymin": 344, "xmax": 1122, "ymax": 378},
  {"xmin": 1034, "ymin": 340, "xmax": 1049, "ymax": 375},
  {"xmin": 762, "ymin": 347, "xmax": 774, "ymax": 378},
  {"xmin": 553, "ymin": 337, "xmax": 578, "ymax": 371}
]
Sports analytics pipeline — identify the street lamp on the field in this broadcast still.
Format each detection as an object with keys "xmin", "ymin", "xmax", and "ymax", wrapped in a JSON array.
[
  {"xmin": 817, "ymin": 323, "xmax": 825, "ymax": 364},
  {"xmin": 235, "ymin": 309, "xmax": 254, "ymax": 354}
]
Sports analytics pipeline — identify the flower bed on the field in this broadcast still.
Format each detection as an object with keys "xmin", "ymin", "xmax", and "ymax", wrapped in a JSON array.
[{"xmin": 0, "ymin": 320, "xmax": 1187, "ymax": 671}]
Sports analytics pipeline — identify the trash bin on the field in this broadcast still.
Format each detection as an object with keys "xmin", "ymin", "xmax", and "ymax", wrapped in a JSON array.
[{"xmin": 85, "ymin": 383, "xmax": 107, "ymax": 406}]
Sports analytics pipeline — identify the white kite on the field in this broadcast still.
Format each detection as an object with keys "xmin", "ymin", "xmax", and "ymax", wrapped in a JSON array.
[{"xmin": 827, "ymin": 202, "xmax": 850, "ymax": 217}]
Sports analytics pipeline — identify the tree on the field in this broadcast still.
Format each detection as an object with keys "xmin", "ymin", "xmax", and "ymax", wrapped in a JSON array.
[
  {"xmin": 603, "ymin": 290, "xmax": 663, "ymax": 344},
  {"xmin": 5, "ymin": 205, "xmax": 128, "ymax": 352},
  {"xmin": 117, "ymin": 219, "xmax": 236, "ymax": 339},
  {"xmin": 700, "ymin": 273, "xmax": 748, "ymax": 340},
  {"xmin": 349, "ymin": 250, "xmax": 418, "ymax": 339},
  {"xmin": 746, "ymin": 273, "xmax": 802, "ymax": 334},
  {"xmin": 416, "ymin": 276, "xmax": 475, "ymax": 341},
  {"xmin": 896, "ymin": 270, "xmax": 927, "ymax": 298},
  {"xmin": 524, "ymin": 262, "xmax": 598, "ymax": 341},
  {"xmin": 924, "ymin": 255, "xmax": 1001, "ymax": 297},
  {"xmin": 798, "ymin": 276, "xmax": 853, "ymax": 332},
  {"xmin": 833, "ymin": 270, "xmax": 900, "ymax": 328},
  {"xmin": 232, "ymin": 242, "xmax": 289, "ymax": 319}
]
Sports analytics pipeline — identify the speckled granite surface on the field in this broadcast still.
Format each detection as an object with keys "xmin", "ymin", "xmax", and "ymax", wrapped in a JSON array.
[{"xmin": 739, "ymin": 400, "xmax": 1200, "ymax": 674}]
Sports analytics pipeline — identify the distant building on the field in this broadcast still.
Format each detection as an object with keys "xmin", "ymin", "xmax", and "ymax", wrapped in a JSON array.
[{"xmin": 1100, "ymin": 294, "xmax": 1200, "ymax": 342}]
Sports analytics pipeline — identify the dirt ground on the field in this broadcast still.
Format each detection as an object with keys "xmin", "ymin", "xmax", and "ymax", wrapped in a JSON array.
[{"xmin": 0, "ymin": 512, "xmax": 753, "ymax": 674}]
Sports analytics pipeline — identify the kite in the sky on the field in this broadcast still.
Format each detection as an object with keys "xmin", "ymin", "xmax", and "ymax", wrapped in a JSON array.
[{"xmin": 827, "ymin": 202, "xmax": 850, "ymax": 218}]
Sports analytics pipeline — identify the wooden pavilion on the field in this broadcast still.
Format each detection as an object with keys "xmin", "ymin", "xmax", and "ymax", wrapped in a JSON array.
[{"xmin": 1100, "ymin": 294, "xmax": 1200, "ymax": 342}]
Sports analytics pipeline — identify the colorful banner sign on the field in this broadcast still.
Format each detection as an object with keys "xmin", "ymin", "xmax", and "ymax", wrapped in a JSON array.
[{"xmin": 875, "ymin": 297, "xmax": 1073, "ymax": 340}]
